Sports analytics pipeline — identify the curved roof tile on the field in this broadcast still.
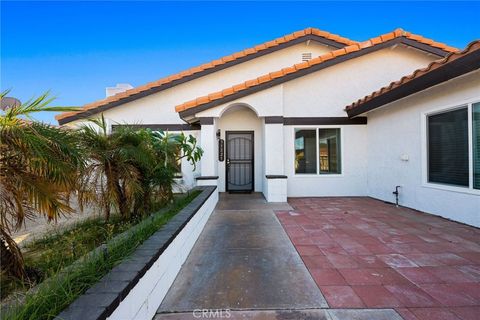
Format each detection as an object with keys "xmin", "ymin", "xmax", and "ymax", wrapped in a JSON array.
[
  {"xmin": 175, "ymin": 29, "xmax": 458, "ymax": 113},
  {"xmin": 345, "ymin": 40, "xmax": 480, "ymax": 113},
  {"xmin": 56, "ymin": 27, "xmax": 356, "ymax": 123}
]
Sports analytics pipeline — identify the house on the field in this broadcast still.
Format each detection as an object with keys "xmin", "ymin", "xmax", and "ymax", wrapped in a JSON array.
[{"xmin": 56, "ymin": 28, "xmax": 479, "ymax": 227}]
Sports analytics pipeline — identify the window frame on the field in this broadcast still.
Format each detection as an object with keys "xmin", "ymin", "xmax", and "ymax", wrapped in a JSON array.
[
  {"xmin": 293, "ymin": 126, "xmax": 344, "ymax": 177},
  {"xmin": 421, "ymin": 98, "xmax": 480, "ymax": 195}
]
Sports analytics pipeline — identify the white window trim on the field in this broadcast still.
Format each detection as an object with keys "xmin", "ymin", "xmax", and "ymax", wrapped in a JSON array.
[
  {"xmin": 292, "ymin": 125, "xmax": 344, "ymax": 177},
  {"xmin": 421, "ymin": 98, "xmax": 480, "ymax": 195}
]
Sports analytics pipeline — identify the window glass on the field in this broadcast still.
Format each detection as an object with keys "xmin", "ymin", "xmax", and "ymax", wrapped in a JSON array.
[
  {"xmin": 428, "ymin": 107, "xmax": 469, "ymax": 187},
  {"xmin": 319, "ymin": 128, "xmax": 341, "ymax": 174},
  {"xmin": 295, "ymin": 129, "xmax": 317, "ymax": 174},
  {"xmin": 473, "ymin": 103, "xmax": 480, "ymax": 189}
]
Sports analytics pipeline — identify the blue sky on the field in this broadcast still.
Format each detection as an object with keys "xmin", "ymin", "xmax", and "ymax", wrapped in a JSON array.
[{"xmin": 2, "ymin": 1, "xmax": 479, "ymax": 124}]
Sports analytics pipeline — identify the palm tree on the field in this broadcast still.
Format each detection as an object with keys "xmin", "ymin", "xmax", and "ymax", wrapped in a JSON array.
[
  {"xmin": 79, "ymin": 119, "xmax": 203, "ymax": 221},
  {"xmin": 125, "ymin": 128, "xmax": 203, "ymax": 216},
  {"xmin": 0, "ymin": 91, "xmax": 85, "ymax": 280},
  {"xmin": 78, "ymin": 116, "xmax": 143, "ymax": 221}
]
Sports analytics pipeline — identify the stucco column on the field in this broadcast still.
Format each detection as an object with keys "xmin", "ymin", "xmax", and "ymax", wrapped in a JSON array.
[
  {"xmin": 197, "ymin": 117, "xmax": 218, "ymax": 186},
  {"xmin": 263, "ymin": 117, "xmax": 287, "ymax": 202}
]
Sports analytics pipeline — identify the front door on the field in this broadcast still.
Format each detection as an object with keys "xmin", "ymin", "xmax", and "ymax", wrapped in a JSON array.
[{"xmin": 226, "ymin": 131, "xmax": 254, "ymax": 192}]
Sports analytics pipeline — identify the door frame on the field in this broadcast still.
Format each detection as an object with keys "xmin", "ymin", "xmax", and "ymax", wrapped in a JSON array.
[{"xmin": 225, "ymin": 130, "xmax": 255, "ymax": 193}]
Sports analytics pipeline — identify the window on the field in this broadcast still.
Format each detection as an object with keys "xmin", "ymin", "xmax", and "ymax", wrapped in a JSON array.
[
  {"xmin": 295, "ymin": 129, "xmax": 317, "ymax": 174},
  {"xmin": 319, "ymin": 128, "xmax": 341, "ymax": 174},
  {"xmin": 295, "ymin": 128, "xmax": 342, "ymax": 175},
  {"xmin": 428, "ymin": 107, "xmax": 469, "ymax": 187},
  {"xmin": 473, "ymin": 102, "xmax": 480, "ymax": 189},
  {"xmin": 426, "ymin": 101, "xmax": 480, "ymax": 190}
]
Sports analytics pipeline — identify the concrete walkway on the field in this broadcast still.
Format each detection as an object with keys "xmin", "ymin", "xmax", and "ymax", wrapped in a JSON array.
[
  {"xmin": 156, "ymin": 194, "xmax": 407, "ymax": 320},
  {"xmin": 156, "ymin": 193, "xmax": 327, "ymax": 315}
]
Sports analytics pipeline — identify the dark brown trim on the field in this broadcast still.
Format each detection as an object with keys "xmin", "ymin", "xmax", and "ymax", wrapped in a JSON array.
[
  {"xmin": 199, "ymin": 117, "xmax": 214, "ymax": 125},
  {"xmin": 195, "ymin": 176, "xmax": 219, "ymax": 180},
  {"xmin": 303, "ymin": 34, "xmax": 349, "ymax": 49},
  {"xmin": 283, "ymin": 117, "xmax": 367, "ymax": 125},
  {"xmin": 59, "ymin": 35, "xmax": 452, "ymax": 125},
  {"xmin": 178, "ymin": 36, "xmax": 453, "ymax": 120},
  {"xmin": 58, "ymin": 35, "xmax": 350, "ymax": 125},
  {"xmin": 264, "ymin": 116, "xmax": 284, "ymax": 124},
  {"xmin": 180, "ymin": 38, "xmax": 403, "ymax": 118},
  {"xmin": 347, "ymin": 49, "xmax": 480, "ymax": 117},
  {"xmin": 400, "ymin": 38, "xmax": 452, "ymax": 57},
  {"xmin": 111, "ymin": 123, "xmax": 200, "ymax": 132},
  {"xmin": 266, "ymin": 175, "xmax": 288, "ymax": 179}
]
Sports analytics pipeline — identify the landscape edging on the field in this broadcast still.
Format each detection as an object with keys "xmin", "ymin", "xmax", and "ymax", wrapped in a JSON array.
[{"xmin": 55, "ymin": 186, "xmax": 218, "ymax": 320}]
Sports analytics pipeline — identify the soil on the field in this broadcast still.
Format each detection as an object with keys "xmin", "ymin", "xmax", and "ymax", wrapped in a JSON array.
[{"xmin": 11, "ymin": 199, "xmax": 100, "ymax": 246}]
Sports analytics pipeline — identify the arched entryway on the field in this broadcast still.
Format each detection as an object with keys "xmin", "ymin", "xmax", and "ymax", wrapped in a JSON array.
[{"xmin": 216, "ymin": 103, "xmax": 263, "ymax": 193}]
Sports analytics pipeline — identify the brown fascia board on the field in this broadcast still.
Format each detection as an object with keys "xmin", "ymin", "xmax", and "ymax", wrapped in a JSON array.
[
  {"xmin": 57, "ymin": 34, "xmax": 349, "ymax": 125},
  {"xmin": 178, "ymin": 37, "xmax": 453, "ymax": 120},
  {"xmin": 347, "ymin": 48, "xmax": 480, "ymax": 118}
]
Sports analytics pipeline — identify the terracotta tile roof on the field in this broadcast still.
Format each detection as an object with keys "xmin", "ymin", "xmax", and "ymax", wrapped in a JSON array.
[
  {"xmin": 345, "ymin": 40, "xmax": 480, "ymax": 114},
  {"xmin": 56, "ymin": 28, "xmax": 356, "ymax": 123},
  {"xmin": 175, "ymin": 29, "xmax": 458, "ymax": 114}
]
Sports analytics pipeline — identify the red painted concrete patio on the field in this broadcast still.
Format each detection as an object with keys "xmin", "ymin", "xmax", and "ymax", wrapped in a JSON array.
[{"xmin": 276, "ymin": 197, "xmax": 480, "ymax": 320}]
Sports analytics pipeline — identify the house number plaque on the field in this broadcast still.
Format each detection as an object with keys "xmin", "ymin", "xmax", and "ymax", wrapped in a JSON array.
[{"xmin": 218, "ymin": 139, "xmax": 224, "ymax": 162}]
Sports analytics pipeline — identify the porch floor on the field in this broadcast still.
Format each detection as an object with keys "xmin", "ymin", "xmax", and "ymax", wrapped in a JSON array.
[
  {"xmin": 156, "ymin": 195, "xmax": 479, "ymax": 320},
  {"xmin": 278, "ymin": 197, "xmax": 480, "ymax": 320}
]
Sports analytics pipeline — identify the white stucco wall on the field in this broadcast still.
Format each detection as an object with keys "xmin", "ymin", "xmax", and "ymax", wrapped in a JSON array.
[
  {"xmin": 64, "ymin": 42, "xmax": 333, "ymax": 190},
  {"xmin": 366, "ymin": 70, "xmax": 480, "ymax": 227},
  {"xmin": 68, "ymin": 41, "xmax": 332, "ymax": 127},
  {"xmin": 278, "ymin": 46, "xmax": 435, "ymax": 197},
  {"xmin": 282, "ymin": 45, "xmax": 435, "ymax": 117},
  {"xmin": 196, "ymin": 86, "xmax": 283, "ymax": 118},
  {"xmin": 65, "ymin": 41, "xmax": 449, "ymax": 202},
  {"xmin": 284, "ymin": 124, "xmax": 368, "ymax": 196},
  {"xmin": 108, "ymin": 188, "xmax": 218, "ymax": 320},
  {"xmin": 197, "ymin": 45, "xmax": 437, "ymax": 197}
]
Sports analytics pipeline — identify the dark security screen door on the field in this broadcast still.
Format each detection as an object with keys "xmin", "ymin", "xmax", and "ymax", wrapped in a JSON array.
[{"xmin": 226, "ymin": 131, "xmax": 254, "ymax": 192}]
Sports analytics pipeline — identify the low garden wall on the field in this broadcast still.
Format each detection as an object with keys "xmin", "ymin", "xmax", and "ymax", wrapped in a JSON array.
[{"xmin": 56, "ymin": 186, "xmax": 218, "ymax": 320}]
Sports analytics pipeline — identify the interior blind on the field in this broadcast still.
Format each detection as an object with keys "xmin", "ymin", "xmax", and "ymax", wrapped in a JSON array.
[
  {"xmin": 473, "ymin": 103, "xmax": 480, "ymax": 189},
  {"xmin": 428, "ymin": 107, "xmax": 469, "ymax": 187}
]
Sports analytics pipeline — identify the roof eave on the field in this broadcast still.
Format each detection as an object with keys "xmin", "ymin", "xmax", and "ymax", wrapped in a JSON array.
[
  {"xmin": 57, "ymin": 33, "xmax": 353, "ymax": 125},
  {"xmin": 179, "ymin": 36, "xmax": 455, "ymax": 120},
  {"xmin": 347, "ymin": 49, "xmax": 480, "ymax": 118}
]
